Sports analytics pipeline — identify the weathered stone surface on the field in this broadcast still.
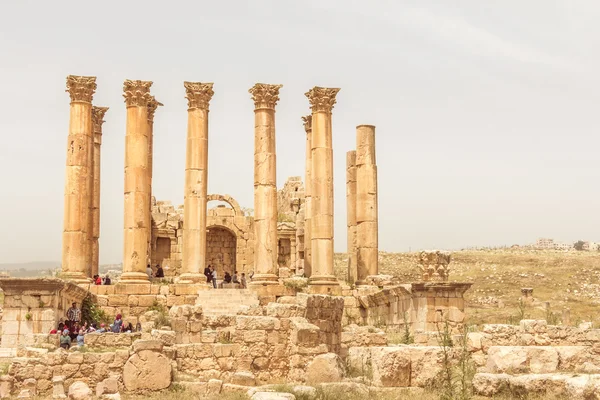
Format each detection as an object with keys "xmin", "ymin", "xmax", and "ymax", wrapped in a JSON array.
[
  {"xmin": 306, "ymin": 353, "xmax": 345, "ymax": 384},
  {"xmin": 472, "ymin": 373, "xmax": 510, "ymax": 396},
  {"xmin": 371, "ymin": 347, "xmax": 411, "ymax": 387},
  {"xmin": 231, "ymin": 371, "xmax": 256, "ymax": 386},
  {"xmin": 52, "ymin": 375, "xmax": 66, "ymax": 399},
  {"xmin": 132, "ymin": 339, "xmax": 163, "ymax": 353},
  {"xmin": 122, "ymin": 350, "xmax": 171, "ymax": 391},
  {"xmin": 67, "ymin": 381, "xmax": 92, "ymax": 400},
  {"xmin": 251, "ymin": 392, "xmax": 296, "ymax": 400}
]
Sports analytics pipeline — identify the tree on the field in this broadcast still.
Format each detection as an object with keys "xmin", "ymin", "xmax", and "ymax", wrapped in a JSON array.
[{"xmin": 574, "ymin": 240, "xmax": 585, "ymax": 251}]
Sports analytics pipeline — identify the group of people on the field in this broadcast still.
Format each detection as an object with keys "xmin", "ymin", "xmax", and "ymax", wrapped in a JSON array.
[
  {"xmin": 92, "ymin": 274, "xmax": 112, "ymax": 285},
  {"xmin": 146, "ymin": 264, "xmax": 165, "ymax": 279},
  {"xmin": 203, "ymin": 265, "xmax": 248, "ymax": 289},
  {"xmin": 50, "ymin": 302, "xmax": 139, "ymax": 350}
]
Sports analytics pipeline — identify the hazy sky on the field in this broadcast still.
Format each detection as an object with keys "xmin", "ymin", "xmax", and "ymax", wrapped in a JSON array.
[{"xmin": 1, "ymin": 1, "xmax": 599, "ymax": 264}]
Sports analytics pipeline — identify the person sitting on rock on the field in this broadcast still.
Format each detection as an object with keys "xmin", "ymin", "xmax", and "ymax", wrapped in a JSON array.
[
  {"xmin": 76, "ymin": 329, "xmax": 85, "ymax": 347},
  {"xmin": 112, "ymin": 314, "xmax": 123, "ymax": 333},
  {"xmin": 224, "ymin": 271, "xmax": 232, "ymax": 284},
  {"xmin": 96, "ymin": 323, "xmax": 107, "ymax": 333},
  {"xmin": 104, "ymin": 275, "xmax": 111, "ymax": 285},
  {"xmin": 232, "ymin": 271, "xmax": 239, "ymax": 284},
  {"xmin": 155, "ymin": 265, "xmax": 165, "ymax": 278},
  {"xmin": 60, "ymin": 329, "xmax": 71, "ymax": 350}
]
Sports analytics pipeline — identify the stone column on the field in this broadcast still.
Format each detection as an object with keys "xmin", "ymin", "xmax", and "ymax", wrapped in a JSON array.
[
  {"xmin": 302, "ymin": 115, "xmax": 313, "ymax": 278},
  {"xmin": 346, "ymin": 150, "xmax": 358, "ymax": 284},
  {"xmin": 62, "ymin": 75, "xmax": 96, "ymax": 282},
  {"xmin": 305, "ymin": 87, "xmax": 341, "ymax": 291},
  {"xmin": 249, "ymin": 83, "xmax": 282, "ymax": 285},
  {"xmin": 355, "ymin": 125, "xmax": 379, "ymax": 284},
  {"xmin": 121, "ymin": 80, "xmax": 152, "ymax": 283},
  {"xmin": 90, "ymin": 106, "xmax": 108, "ymax": 279},
  {"xmin": 146, "ymin": 97, "xmax": 162, "ymax": 267},
  {"xmin": 181, "ymin": 82, "xmax": 214, "ymax": 282}
]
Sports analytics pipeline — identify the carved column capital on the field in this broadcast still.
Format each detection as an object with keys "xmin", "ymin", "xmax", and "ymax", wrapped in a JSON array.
[
  {"xmin": 147, "ymin": 97, "xmax": 163, "ymax": 123},
  {"xmin": 92, "ymin": 106, "xmax": 109, "ymax": 132},
  {"xmin": 123, "ymin": 80, "xmax": 153, "ymax": 108},
  {"xmin": 249, "ymin": 83, "xmax": 283, "ymax": 110},
  {"xmin": 305, "ymin": 86, "xmax": 341, "ymax": 114},
  {"xmin": 301, "ymin": 115, "xmax": 312, "ymax": 132},
  {"xmin": 184, "ymin": 82, "xmax": 214, "ymax": 111},
  {"xmin": 66, "ymin": 75, "xmax": 97, "ymax": 104}
]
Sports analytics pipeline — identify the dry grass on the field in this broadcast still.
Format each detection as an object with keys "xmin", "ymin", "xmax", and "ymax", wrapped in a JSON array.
[{"xmin": 335, "ymin": 249, "xmax": 600, "ymax": 327}]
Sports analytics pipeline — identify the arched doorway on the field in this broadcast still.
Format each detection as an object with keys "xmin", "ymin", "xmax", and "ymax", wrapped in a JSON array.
[{"xmin": 206, "ymin": 226, "xmax": 237, "ymax": 277}]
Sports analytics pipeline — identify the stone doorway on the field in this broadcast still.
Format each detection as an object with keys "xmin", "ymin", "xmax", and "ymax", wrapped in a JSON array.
[
  {"xmin": 154, "ymin": 237, "xmax": 171, "ymax": 267},
  {"xmin": 206, "ymin": 226, "xmax": 237, "ymax": 277}
]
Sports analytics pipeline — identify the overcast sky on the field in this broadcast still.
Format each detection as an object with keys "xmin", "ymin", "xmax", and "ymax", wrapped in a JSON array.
[{"xmin": 1, "ymin": 1, "xmax": 599, "ymax": 264}]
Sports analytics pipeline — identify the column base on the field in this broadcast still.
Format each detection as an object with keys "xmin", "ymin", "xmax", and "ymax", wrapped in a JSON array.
[
  {"xmin": 60, "ymin": 272, "xmax": 91, "ymax": 284},
  {"xmin": 249, "ymin": 273, "xmax": 279, "ymax": 286},
  {"xmin": 119, "ymin": 272, "xmax": 149, "ymax": 284},
  {"xmin": 308, "ymin": 275, "xmax": 341, "ymax": 295},
  {"xmin": 177, "ymin": 273, "xmax": 206, "ymax": 283}
]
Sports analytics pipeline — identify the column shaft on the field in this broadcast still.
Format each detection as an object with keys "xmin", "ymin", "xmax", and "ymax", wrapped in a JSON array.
[
  {"xmin": 302, "ymin": 116, "xmax": 313, "ymax": 278},
  {"xmin": 305, "ymin": 87, "xmax": 341, "ymax": 291},
  {"xmin": 62, "ymin": 75, "xmax": 96, "ymax": 282},
  {"xmin": 249, "ymin": 83, "xmax": 282, "ymax": 285},
  {"xmin": 146, "ymin": 98, "xmax": 161, "ymax": 269},
  {"xmin": 91, "ymin": 107, "xmax": 108, "ymax": 279},
  {"xmin": 346, "ymin": 150, "xmax": 357, "ymax": 284},
  {"xmin": 121, "ymin": 80, "xmax": 152, "ymax": 283},
  {"xmin": 356, "ymin": 125, "xmax": 379, "ymax": 283},
  {"xmin": 182, "ymin": 82, "xmax": 214, "ymax": 281}
]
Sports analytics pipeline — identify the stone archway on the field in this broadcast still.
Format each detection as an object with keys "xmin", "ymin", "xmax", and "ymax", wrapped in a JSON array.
[{"xmin": 206, "ymin": 225, "xmax": 237, "ymax": 277}]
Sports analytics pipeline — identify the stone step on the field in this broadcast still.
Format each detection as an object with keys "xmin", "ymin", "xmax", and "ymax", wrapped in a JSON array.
[
  {"xmin": 473, "ymin": 372, "xmax": 600, "ymax": 398},
  {"xmin": 195, "ymin": 288, "xmax": 259, "ymax": 316},
  {"xmin": 485, "ymin": 345, "xmax": 597, "ymax": 374}
]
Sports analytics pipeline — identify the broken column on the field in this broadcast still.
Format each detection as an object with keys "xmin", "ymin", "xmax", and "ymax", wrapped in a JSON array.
[
  {"xmin": 249, "ymin": 83, "xmax": 282, "ymax": 285},
  {"xmin": 182, "ymin": 82, "xmax": 214, "ymax": 282},
  {"xmin": 90, "ymin": 106, "xmax": 108, "ymax": 279},
  {"xmin": 305, "ymin": 86, "xmax": 341, "ymax": 292},
  {"xmin": 62, "ymin": 75, "xmax": 96, "ymax": 282},
  {"xmin": 302, "ymin": 115, "xmax": 313, "ymax": 278},
  {"xmin": 346, "ymin": 150, "xmax": 358, "ymax": 284},
  {"xmin": 355, "ymin": 125, "xmax": 379, "ymax": 284},
  {"xmin": 146, "ymin": 97, "xmax": 162, "ymax": 267},
  {"xmin": 121, "ymin": 80, "xmax": 152, "ymax": 283}
]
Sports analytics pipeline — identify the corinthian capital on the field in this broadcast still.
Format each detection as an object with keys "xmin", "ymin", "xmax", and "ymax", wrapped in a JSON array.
[
  {"xmin": 301, "ymin": 115, "xmax": 312, "ymax": 132},
  {"xmin": 305, "ymin": 86, "xmax": 341, "ymax": 114},
  {"xmin": 92, "ymin": 106, "xmax": 109, "ymax": 132},
  {"xmin": 249, "ymin": 83, "xmax": 283, "ymax": 110},
  {"xmin": 147, "ymin": 97, "xmax": 163, "ymax": 123},
  {"xmin": 66, "ymin": 75, "xmax": 97, "ymax": 104},
  {"xmin": 183, "ymin": 82, "xmax": 214, "ymax": 111},
  {"xmin": 123, "ymin": 80, "xmax": 153, "ymax": 108}
]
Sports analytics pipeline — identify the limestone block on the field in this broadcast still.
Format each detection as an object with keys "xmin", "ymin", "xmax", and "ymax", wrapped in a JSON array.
[
  {"xmin": 67, "ymin": 381, "xmax": 92, "ymax": 400},
  {"xmin": 472, "ymin": 373, "xmax": 511, "ymax": 397},
  {"xmin": 251, "ymin": 392, "xmax": 296, "ymax": 400},
  {"xmin": 207, "ymin": 379, "xmax": 223, "ymax": 395},
  {"xmin": 123, "ymin": 350, "xmax": 171, "ymax": 391},
  {"xmin": 95, "ymin": 376, "xmax": 118, "ymax": 397},
  {"xmin": 306, "ymin": 353, "xmax": 345, "ymax": 384},
  {"xmin": 0, "ymin": 375, "xmax": 13, "ymax": 399},
  {"xmin": 231, "ymin": 371, "xmax": 256, "ymax": 386},
  {"xmin": 132, "ymin": 339, "xmax": 163, "ymax": 353},
  {"xmin": 236, "ymin": 316, "xmax": 280, "ymax": 331}
]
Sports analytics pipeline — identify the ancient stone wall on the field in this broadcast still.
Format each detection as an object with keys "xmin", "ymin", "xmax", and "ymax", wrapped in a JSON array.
[{"xmin": 206, "ymin": 225, "xmax": 237, "ymax": 276}]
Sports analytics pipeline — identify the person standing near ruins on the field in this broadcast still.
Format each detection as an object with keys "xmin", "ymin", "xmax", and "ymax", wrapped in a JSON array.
[
  {"xmin": 67, "ymin": 302, "xmax": 81, "ymax": 329},
  {"xmin": 240, "ymin": 273, "xmax": 247, "ymax": 289},
  {"xmin": 204, "ymin": 265, "xmax": 212, "ymax": 284},
  {"xmin": 146, "ymin": 264, "xmax": 153, "ymax": 279},
  {"xmin": 210, "ymin": 266, "xmax": 217, "ymax": 288}
]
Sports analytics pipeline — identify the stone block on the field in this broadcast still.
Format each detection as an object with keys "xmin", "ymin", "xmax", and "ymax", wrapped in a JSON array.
[
  {"xmin": 108, "ymin": 295, "xmax": 128, "ymax": 307},
  {"xmin": 243, "ymin": 330, "xmax": 267, "ymax": 343},
  {"xmin": 115, "ymin": 283, "xmax": 151, "ymax": 295}
]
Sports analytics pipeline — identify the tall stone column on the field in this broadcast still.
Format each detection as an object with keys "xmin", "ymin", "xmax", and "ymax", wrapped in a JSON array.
[
  {"xmin": 355, "ymin": 125, "xmax": 379, "ymax": 284},
  {"xmin": 146, "ymin": 97, "xmax": 162, "ymax": 266},
  {"xmin": 90, "ymin": 106, "xmax": 108, "ymax": 279},
  {"xmin": 249, "ymin": 83, "xmax": 282, "ymax": 285},
  {"xmin": 302, "ymin": 115, "xmax": 313, "ymax": 278},
  {"xmin": 346, "ymin": 150, "xmax": 358, "ymax": 284},
  {"xmin": 305, "ymin": 86, "xmax": 341, "ymax": 291},
  {"xmin": 62, "ymin": 75, "xmax": 96, "ymax": 282},
  {"xmin": 181, "ymin": 82, "xmax": 214, "ymax": 282},
  {"xmin": 121, "ymin": 80, "xmax": 152, "ymax": 283}
]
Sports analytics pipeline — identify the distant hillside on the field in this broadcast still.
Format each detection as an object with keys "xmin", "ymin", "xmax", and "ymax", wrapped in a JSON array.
[{"xmin": 0, "ymin": 261, "xmax": 59, "ymax": 271}]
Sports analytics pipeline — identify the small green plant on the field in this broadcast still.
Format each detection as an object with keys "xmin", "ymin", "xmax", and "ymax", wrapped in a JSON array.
[
  {"xmin": 38, "ymin": 299, "xmax": 45, "ymax": 308},
  {"xmin": 148, "ymin": 300, "xmax": 171, "ymax": 329},
  {"xmin": 283, "ymin": 277, "xmax": 308, "ymax": 291},
  {"xmin": 400, "ymin": 311, "xmax": 414, "ymax": 344},
  {"xmin": 517, "ymin": 298, "xmax": 527, "ymax": 321},
  {"xmin": 81, "ymin": 294, "xmax": 111, "ymax": 325},
  {"xmin": 545, "ymin": 307, "xmax": 560, "ymax": 325},
  {"xmin": 25, "ymin": 312, "xmax": 32, "ymax": 321}
]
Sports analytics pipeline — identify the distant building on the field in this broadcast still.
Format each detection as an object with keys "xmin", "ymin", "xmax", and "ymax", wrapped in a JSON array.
[
  {"xmin": 554, "ymin": 242, "xmax": 572, "ymax": 251},
  {"xmin": 536, "ymin": 238, "xmax": 555, "ymax": 249},
  {"xmin": 583, "ymin": 242, "xmax": 599, "ymax": 251}
]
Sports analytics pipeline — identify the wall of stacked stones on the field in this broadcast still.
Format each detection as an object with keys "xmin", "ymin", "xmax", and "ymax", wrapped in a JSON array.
[{"xmin": 2, "ymin": 294, "xmax": 345, "ymax": 395}]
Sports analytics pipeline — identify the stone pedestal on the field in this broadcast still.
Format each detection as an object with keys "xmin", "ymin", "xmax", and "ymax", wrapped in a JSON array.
[
  {"xmin": 355, "ymin": 125, "xmax": 378, "ymax": 284},
  {"xmin": 302, "ymin": 115, "xmax": 313, "ymax": 278},
  {"xmin": 305, "ymin": 87, "xmax": 340, "ymax": 291},
  {"xmin": 91, "ymin": 106, "xmax": 108, "ymax": 279},
  {"xmin": 411, "ymin": 282, "xmax": 472, "ymax": 332},
  {"xmin": 181, "ymin": 82, "xmax": 214, "ymax": 282},
  {"xmin": 62, "ymin": 75, "xmax": 97, "ymax": 283},
  {"xmin": 121, "ymin": 80, "xmax": 152, "ymax": 283},
  {"xmin": 346, "ymin": 150, "xmax": 357, "ymax": 285},
  {"xmin": 249, "ymin": 83, "xmax": 283, "ymax": 286}
]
